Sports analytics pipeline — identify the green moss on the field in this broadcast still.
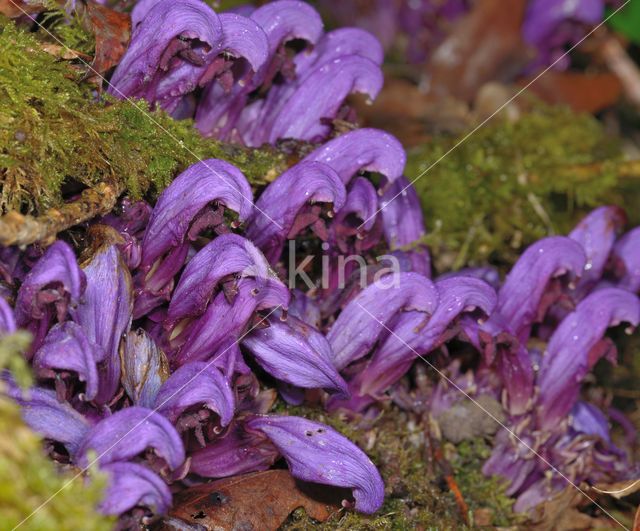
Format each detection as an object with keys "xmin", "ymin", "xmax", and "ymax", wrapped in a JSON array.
[
  {"xmin": 280, "ymin": 405, "xmax": 522, "ymax": 530},
  {"xmin": 0, "ymin": 18, "xmax": 285, "ymax": 215},
  {"xmin": 407, "ymin": 106, "xmax": 624, "ymax": 271},
  {"xmin": 0, "ymin": 333, "xmax": 113, "ymax": 530}
]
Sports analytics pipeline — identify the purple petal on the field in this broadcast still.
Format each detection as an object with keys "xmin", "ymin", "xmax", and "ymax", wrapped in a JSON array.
[
  {"xmin": 33, "ymin": 322, "xmax": 106, "ymax": 401},
  {"xmin": 141, "ymin": 159, "xmax": 253, "ymax": 269},
  {"xmin": 247, "ymin": 415, "xmax": 384, "ymax": 514},
  {"xmin": 4, "ymin": 380, "xmax": 90, "ymax": 454},
  {"xmin": 328, "ymin": 272, "xmax": 439, "ymax": 370},
  {"xmin": 76, "ymin": 406, "xmax": 185, "ymax": 469},
  {"xmin": 154, "ymin": 361, "xmax": 234, "ymax": 426},
  {"xmin": 219, "ymin": 13, "xmax": 269, "ymax": 73},
  {"xmin": 167, "ymin": 233, "xmax": 276, "ymax": 327},
  {"xmin": 246, "ymin": 161, "xmax": 346, "ymax": 262},
  {"xmin": 99, "ymin": 462, "xmax": 171, "ymax": 516},
  {"xmin": 173, "ymin": 278, "xmax": 290, "ymax": 366},
  {"xmin": 612, "ymin": 226, "xmax": 640, "ymax": 293},
  {"xmin": 493, "ymin": 236, "xmax": 586, "ymax": 341},
  {"xmin": 569, "ymin": 206, "xmax": 626, "ymax": 292},
  {"xmin": 289, "ymin": 289, "xmax": 321, "ymax": 328},
  {"xmin": 109, "ymin": 0, "xmax": 223, "ymax": 101},
  {"xmin": 121, "ymin": 328, "xmax": 169, "ymax": 408},
  {"xmin": 0, "ymin": 297, "xmax": 16, "ymax": 335},
  {"xmin": 570, "ymin": 401, "xmax": 611, "ymax": 442},
  {"xmin": 266, "ymin": 55, "xmax": 383, "ymax": 143},
  {"xmin": 303, "ymin": 128, "xmax": 405, "ymax": 186},
  {"xmin": 537, "ymin": 288, "xmax": 640, "ymax": 429},
  {"xmin": 332, "ymin": 177, "xmax": 379, "ymax": 239},
  {"xmin": 190, "ymin": 420, "xmax": 278, "ymax": 478},
  {"xmin": 242, "ymin": 316, "xmax": 348, "ymax": 396},
  {"xmin": 71, "ymin": 244, "xmax": 133, "ymax": 405}
]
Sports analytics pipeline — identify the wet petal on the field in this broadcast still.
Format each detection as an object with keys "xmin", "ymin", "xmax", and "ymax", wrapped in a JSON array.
[
  {"xmin": 76, "ymin": 406, "xmax": 185, "ymax": 469},
  {"xmin": 266, "ymin": 55, "xmax": 383, "ymax": 143},
  {"xmin": 99, "ymin": 461, "xmax": 171, "ymax": 516},
  {"xmin": 121, "ymin": 328, "xmax": 169, "ymax": 408},
  {"xmin": 219, "ymin": 13, "xmax": 269, "ymax": 73},
  {"xmin": 302, "ymin": 128, "xmax": 405, "ymax": 185},
  {"xmin": 72, "ymin": 243, "xmax": 133, "ymax": 405},
  {"xmin": 4, "ymin": 379, "xmax": 90, "ymax": 454},
  {"xmin": 190, "ymin": 420, "xmax": 278, "ymax": 478},
  {"xmin": 167, "ymin": 234, "xmax": 276, "ymax": 326},
  {"xmin": 493, "ymin": 236, "xmax": 586, "ymax": 340},
  {"xmin": 612, "ymin": 226, "xmax": 640, "ymax": 293},
  {"xmin": 34, "ymin": 322, "xmax": 106, "ymax": 401},
  {"xmin": 154, "ymin": 361, "xmax": 234, "ymax": 426},
  {"xmin": 242, "ymin": 316, "xmax": 348, "ymax": 396},
  {"xmin": 568, "ymin": 206, "xmax": 626, "ymax": 292},
  {"xmin": 332, "ymin": 177, "xmax": 379, "ymax": 238},
  {"xmin": 328, "ymin": 272, "xmax": 438, "ymax": 370},
  {"xmin": 141, "ymin": 159, "xmax": 253, "ymax": 269},
  {"xmin": 537, "ymin": 288, "xmax": 640, "ymax": 429},
  {"xmin": 246, "ymin": 161, "xmax": 346, "ymax": 262},
  {"xmin": 247, "ymin": 415, "xmax": 384, "ymax": 513}
]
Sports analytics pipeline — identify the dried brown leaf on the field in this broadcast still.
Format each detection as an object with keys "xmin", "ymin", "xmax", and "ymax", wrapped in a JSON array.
[
  {"xmin": 84, "ymin": 2, "xmax": 131, "ymax": 77},
  {"xmin": 0, "ymin": 0, "xmax": 46, "ymax": 18}
]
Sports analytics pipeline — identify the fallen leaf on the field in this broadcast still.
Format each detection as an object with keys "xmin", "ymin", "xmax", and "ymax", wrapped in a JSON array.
[
  {"xmin": 41, "ymin": 43, "xmax": 92, "ymax": 61},
  {"xmin": 0, "ymin": 0, "xmax": 46, "ymax": 18},
  {"xmin": 84, "ymin": 2, "xmax": 131, "ymax": 77},
  {"xmin": 161, "ymin": 470, "xmax": 342, "ymax": 530},
  {"xmin": 518, "ymin": 71, "xmax": 622, "ymax": 113}
]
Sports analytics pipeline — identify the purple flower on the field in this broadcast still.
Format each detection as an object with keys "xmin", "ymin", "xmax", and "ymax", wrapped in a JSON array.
[
  {"xmin": 154, "ymin": 361, "xmax": 234, "ymax": 427},
  {"xmin": 612, "ymin": 226, "xmax": 640, "ymax": 293},
  {"xmin": 242, "ymin": 315, "xmax": 349, "ymax": 397},
  {"xmin": 14, "ymin": 241, "xmax": 86, "ymax": 353},
  {"xmin": 71, "ymin": 243, "xmax": 133, "ymax": 405},
  {"xmin": 247, "ymin": 415, "xmax": 384, "ymax": 514},
  {"xmin": 166, "ymin": 233, "xmax": 277, "ymax": 327},
  {"xmin": 189, "ymin": 419, "xmax": 279, "ymax": 478},
  {"xmin": 121, "ymin": 328, "xmax": 169, "ymax": 408},
  {"xmin": 99, "ymin": 462, "xmax": 172, "ymax": 516},
  {"xmin": 302, "ymin": 128, "xmax": 405, "ymax": 186},
  {"xmin": 537, "ymin": 288, "xmax": 640, "ymax": 430},
  {"xmin": 246, "ymin": 161, "xmax": 346, "ymax": 263},
  {"xmin": 75, "ymin": 406, "xmax": 185, "ymax": 469},
  {"xmin": 4, "ymin": 380, "xmax": 90, "ymax": 454},
  {"xmin": 33, "ymin": 322, "xmax": 106, "ymax": 401},
  {"xmin": 328, "ymin": 272, "xmax": 439, "ymax": 370},
  {"xmin": 0, "ymin": 296, "xmax": 16, "ymax": 335}
]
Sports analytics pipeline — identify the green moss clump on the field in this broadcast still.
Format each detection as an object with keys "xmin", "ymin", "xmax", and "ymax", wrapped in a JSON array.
[
  {"xmin": 280, "ymin": 405, "xmax": 522, "ymax": 530},
  {"xmin": 0, "ymin": 333, "xmax": 113, "ymax": 530},
  {"xmin": 0, "ymin": 18, "xmax": 285, "ymax": 215},
  {"xmin": 407, "ymin": 106, "xmax": 623, "ymax": 271}
]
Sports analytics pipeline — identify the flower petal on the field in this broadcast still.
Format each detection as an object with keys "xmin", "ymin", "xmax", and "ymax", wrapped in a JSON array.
[
  {"xmin": 328, "ymin": 272, "xmax": 438, "ymax": 370},
  {"xmin": 76, "ymin": 406, "xmax": 185, "ymax": 469},
  {"xmin": 247, "ymin": 415, "xmax": 384, "ymax": 514},
  {"xmin": 141, "ymin": 159, "xmax": 254, "ymax": 269},
  {"xmin": 121, "ymin": 328, "xmax": 169, "ymax": 408},
  {"xmin": 154, "ymin": 361, "xmax": 234, "ymax": 426},
  {"xmin": 99, "ymin": 462, "xmax": 172, "ymax": 516},
  {"xmin": 612, "ymin": 226, "xmax": 640, "ymax": 293},
  {"xmin": 0, "ymin": 297, "xmax": 16, "ymax": 335},
  {"xmin": 246, "ymin": 161, "xmax": 346, "ymax": 262},
  {"xmin": 34, "ymin": 322, "xmax": 106, "ymax": 401},
  {"xmin": 537, "ymin": 288, "xmax": 640, "ymax": 429},
  {"xmin": 242, "ymin": 316, "xmax": 348, "ymax": 396},
  {"xmin": 302, "ymin": 128, "xmax": 405, "ymax": 185}
]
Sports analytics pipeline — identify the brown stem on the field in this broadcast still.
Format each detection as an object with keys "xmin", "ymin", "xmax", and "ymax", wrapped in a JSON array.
[{"xmin": 0, "ymin": 182, "xmax": 121, "ymax": 247}]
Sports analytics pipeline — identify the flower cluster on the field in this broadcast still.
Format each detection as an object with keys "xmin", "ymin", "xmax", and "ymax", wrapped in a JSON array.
[{"xmin": 109, "ymin": 0, "xmax": 383, "ymax": 145}]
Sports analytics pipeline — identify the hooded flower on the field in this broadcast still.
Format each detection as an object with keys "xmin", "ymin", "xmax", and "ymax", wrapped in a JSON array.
[
  {"xmin": 75, "ymin": 406, "xmax": 185, "ymax": 469},
  {"xmin": 537, "ymin": 288, "xmax": 640, "ymax": 430},
  {"xmin": 246, "ymin": 161, "xmax": 346, "ymax": 262},
  {"xmin": 612, "ymin": 226, "xmax": 640, "ymax": 293},
  {"xmin": 33, "ymin": 322, "xmax": 107, "ymax": 402},
  {"xmin": 14, "ymin": 241, "xmax": 86, "ymax": 353},
  {"xmin": 242, "ymin": 315, "xmax": 348, "ymax": 397},
  {"xmin": 71, "ymin": 242, "xmax": 133, "ymax": 405},
  {"xmin": 120, "ymin": 328, "xmax": 170, "ymax": 408},
  {"xmin": 247, "ymin": 415, "xmax": 384, "ymax": 514},
  {"xmin": 328, "ymin": 272, "xmax": 439, "ymax": 370},
  {"xmin": 99, "ymin": 461, "xmax": 172, "ymax": 516}
]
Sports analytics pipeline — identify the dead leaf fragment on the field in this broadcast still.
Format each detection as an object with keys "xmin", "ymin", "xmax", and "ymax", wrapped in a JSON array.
[
  {"xmin": 0, "ymin": 0, "xmax": 46, "ymax": 18},
  {"xmin": 84, "ymin": 2, "xmax": 131, "ymax": 76},
  {"xmin": 41, "ymin": 43, "xmax": 92, "ymax": 61},
  {"xmin": 163, "ymin": 470, "xmax": 342, "ymax": 531}
]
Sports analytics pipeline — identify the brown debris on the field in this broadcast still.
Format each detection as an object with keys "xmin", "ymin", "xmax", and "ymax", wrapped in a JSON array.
[
  {"xmin": 163, "ymin": 470, "xmax": 342, "ymax": 531},
  {"xmin": 0, "ymin": 0, "xmax": 46, "ymax": 18},
  {"xmin": 84, "ymin": 2, "xmax": 131, "ymax": 78},
  {"xmin": 0, "ymin": 182, "xmax": 121, "ymax": 247}
]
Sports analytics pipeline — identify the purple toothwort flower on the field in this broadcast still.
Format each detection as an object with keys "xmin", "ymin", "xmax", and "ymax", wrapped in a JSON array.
[
  {"xmin": 612, "ymin": 226, "xmax": 640, "ymax": 293},
  {"xmin": 248, "ymin": 415, "xmax": 384, "ymax": 513}
]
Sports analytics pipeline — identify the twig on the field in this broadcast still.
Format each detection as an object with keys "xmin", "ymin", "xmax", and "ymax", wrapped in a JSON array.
[
  {"xmin": 600, "ymin": 36, "xmax": 640, "ymax": 109},
  {"xmin": 0, "ymin": 182, "xmax": 121, "ymax": 247}
]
